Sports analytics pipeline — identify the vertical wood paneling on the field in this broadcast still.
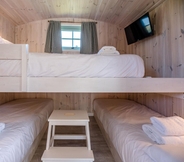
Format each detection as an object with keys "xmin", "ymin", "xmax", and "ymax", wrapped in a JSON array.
[
  {"xmin": 2, "ymin": 0, "xmax": 183, "ymax": 118},
  {"xmin": 14, "ymin": 93, "xmax": 129, "ymax": 113},
  {"xmin": 120, "ymin": 0, "xmax": 184, "ymax": 118},
  {"xmin": 0, "ymin": 93, "xmax": 14, "ymax": 105},
  {"xmin": 132, "ymin": 93, "xmax": 184, "ymax": 118},
  {"xmin": 173, "ymin": 98, "xmax": 184, "ymax": 118},
  {"xmin": 15, "ymin": 18, "xmax": 121, "ymax": 53},
  {"xmin": 0, "ymin": 13, "xmax": 15, "ymax": 43},
  {"xmin": 123, "ymin": 0, "xmax": 184, "ymax": 78},
  {"xmin": 2, "ymin": 91, "xmax": 183, "ymax": 117}
]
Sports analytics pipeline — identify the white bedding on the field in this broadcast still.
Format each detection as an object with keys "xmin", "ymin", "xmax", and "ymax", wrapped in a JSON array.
[
  {"xmin": 0, "ymin": 53, "xmax": 144, "ymax": 78},
  {"xmin": 93, "ymin": 99, "xmax": 163, "ymax": 162},
  {"xmin": 0, "ymin": 99, "xmax": 54, "ymax": 162},
  {"xmin": 0, "ymin": 60, "xmax": 21, "ymax": 76},
  {"xmin": 146, "ymin": 144, "xmax": 184, "ymax": 162}
]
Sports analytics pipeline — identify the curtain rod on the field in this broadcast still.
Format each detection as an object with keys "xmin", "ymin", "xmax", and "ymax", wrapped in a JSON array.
[{"xmin": 48, "ymin": 20, "xmax": 97, "ymax": 24}]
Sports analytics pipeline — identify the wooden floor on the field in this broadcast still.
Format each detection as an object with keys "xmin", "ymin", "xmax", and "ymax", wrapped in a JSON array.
[{"xmin": 31, "ymin": 116, "xmax": 115, "ymax": 162}]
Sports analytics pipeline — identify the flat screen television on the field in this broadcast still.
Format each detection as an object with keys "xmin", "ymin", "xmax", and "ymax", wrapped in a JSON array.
[{"xmin": 124, "ymin": 13, "xmax": 154, "ymax": 45}]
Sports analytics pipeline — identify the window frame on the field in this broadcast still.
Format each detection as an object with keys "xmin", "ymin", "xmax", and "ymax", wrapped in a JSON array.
[{"xmin": 61, "ymin": 23, "xmax": 81, "ymax": 51}]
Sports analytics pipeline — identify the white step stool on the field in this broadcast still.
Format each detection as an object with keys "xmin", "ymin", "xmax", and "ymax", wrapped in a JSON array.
[
  {"xmin": 41, "ymin": 147, "xmax": 94, "ymax": 162},
  {"xmin": 41, "ymin": 110, "xmax": 94, "ymax": 162}
]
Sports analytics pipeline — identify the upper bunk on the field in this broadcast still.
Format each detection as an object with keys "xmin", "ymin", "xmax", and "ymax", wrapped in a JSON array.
[{"xmin": 0, "ymin": 44, "xmax": 184, "ymax": 93}]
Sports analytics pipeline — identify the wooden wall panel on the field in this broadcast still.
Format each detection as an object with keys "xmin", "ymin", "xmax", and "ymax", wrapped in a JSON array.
[
  {"xmin": 119, "ymin": 0, "xmax": 184, "ymax": 118},
  {"xmin": 122, "ymin": 0, "xmax": 184, "ymax": 78},
  {"xmin": 131, "ymin": 93, "xmax": 184, "ymax": 118},
  {"xmin": 11, "ymin": 0, "xmax": 184, "ymax": 119},
  {"xmin": 14, "ymin": 93, "xmax": 129, "ymax": 113},
  {"xmin": 13, "ymin": 92, "xmax": 184, "ymax": 118},
  {"xmin": 15, "ymin": 18, "xmax": 121, "ymax": 53},
  {"xmin": 0, "ymin": 0, "xmax": 166, "ymax": 27},
  {"xmin": 0, "ymin": 13, "xmax": 15, "ymax": 43},
  {"xmin": 0, "ymin": 93, "xmax": 15, "ymax": 105}
]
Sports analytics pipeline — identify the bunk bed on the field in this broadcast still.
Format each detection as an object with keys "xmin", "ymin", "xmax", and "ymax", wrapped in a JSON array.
[
  {"xmin": 0, "ymin": 98, "xmax": 54, "ymax": 162},
  {"xmin": 0, "ymin": 44, "xmax": 184, "ymax": 93},
  {"xmin": 93, "ymin": 98, "xmax": 184, "ymax": 162}
]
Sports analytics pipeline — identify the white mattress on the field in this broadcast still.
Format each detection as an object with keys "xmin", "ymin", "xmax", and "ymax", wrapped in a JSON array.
[
  {"xmin": 0, "ymin": 99, "xmax": 54, "ymax": 162},
  {"xmin": 0, "ymin": 53, "xmax": 145, "ymax": 78},
  {"xmin": 93, "ymin": 99, "xmax": 162, "ymax": 162}
]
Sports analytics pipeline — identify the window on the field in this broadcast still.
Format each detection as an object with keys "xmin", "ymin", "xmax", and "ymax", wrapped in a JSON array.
[{"xmin": 61, "ymin": 24, "xmax": 81, "ymax": 50}]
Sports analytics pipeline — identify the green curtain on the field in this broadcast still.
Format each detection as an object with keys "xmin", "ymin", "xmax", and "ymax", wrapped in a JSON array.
[
  {"xmin": 44, "ymin": 21, "xmax": 62, "ymax": 53},
  {"xmin": 80, "ymin": 22, "xmax": 98, "ymax": 54}
]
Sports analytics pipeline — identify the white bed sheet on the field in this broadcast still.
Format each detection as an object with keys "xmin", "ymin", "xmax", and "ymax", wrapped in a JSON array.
[
  {"xmin": 0, "ymin": 60, "xmax": 21, "ymax": 76},
  {"xmin": 28, "ymin": 53, "xmax": 144, "ymax": 77},
  {"xmin": 93, "ymin": 99, "xmax": 162, "ymax": 162},
  {"xmin": 0, "ymin": 53, "xmax": 145, "ymax": 78},
  {"xmin": 0, "ymin": 99, "xmax": 54, "ymax": 162}
]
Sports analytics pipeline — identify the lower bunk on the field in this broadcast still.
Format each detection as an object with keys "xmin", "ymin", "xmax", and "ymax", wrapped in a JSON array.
[
  {"xmin": 0, "ymin": 98, "xmax": 54, "ymax": 162},
  {"xmin": 93, "ymin": 99, "xmax": 184, "ymax": 162}
]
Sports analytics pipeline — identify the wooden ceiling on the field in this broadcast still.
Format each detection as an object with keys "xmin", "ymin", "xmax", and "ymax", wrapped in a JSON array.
[{"xmin": 0, "ymin": 0, "xmax": 165, "ymax": 27}]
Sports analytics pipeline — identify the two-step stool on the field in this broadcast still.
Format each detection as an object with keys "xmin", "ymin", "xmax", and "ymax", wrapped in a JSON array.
[{"xmin": 41, "ymin": 110, "xmax": 94, "ymax": 162}]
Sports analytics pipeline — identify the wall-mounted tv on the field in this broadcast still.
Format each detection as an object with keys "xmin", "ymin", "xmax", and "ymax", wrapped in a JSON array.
[{"xmin": 124, "ymin": 12, "xmax": 154, "ymax": 45}]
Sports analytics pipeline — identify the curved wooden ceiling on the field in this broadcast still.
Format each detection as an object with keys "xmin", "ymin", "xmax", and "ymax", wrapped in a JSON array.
[{"xmin": 0, "ymin": 0, "xmax": 165, "ymax": 27}]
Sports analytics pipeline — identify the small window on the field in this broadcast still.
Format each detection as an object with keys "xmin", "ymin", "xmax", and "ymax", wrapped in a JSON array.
[{"xmin": 61, "ymin": 24, "xmax": 81, "ymax": 50}]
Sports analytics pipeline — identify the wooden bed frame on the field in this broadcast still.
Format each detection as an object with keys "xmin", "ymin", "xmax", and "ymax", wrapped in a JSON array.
[{"xmin": 0, "ymin": 44, "xmax": 184, "ymax": 93}]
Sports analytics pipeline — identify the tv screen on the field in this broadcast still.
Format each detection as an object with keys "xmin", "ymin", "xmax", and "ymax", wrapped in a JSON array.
[{"xmin": 125, "ymin": 13, "xmax": 154, "ymax": 45}]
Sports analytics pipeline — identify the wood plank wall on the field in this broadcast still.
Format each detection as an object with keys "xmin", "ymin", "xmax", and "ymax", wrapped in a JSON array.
[
  {"xmin": 129, "ymin": 93, "xmax": 184, "ymax": 118},
  {"xmin": 122, "ymin": 0, "xmax": 184, "ymax": 117},
  {"xmin": 14, "ymin": 93, "xmax": 129, "ymax": 113},
  {"xmin": 118, "ymin": 0, "xmax": 184, "ymax": 117},
  {"xmin": 13, "ymin": 93, "xmax": 184, "ymax": 118},
  {"xmin": 2, "ymin": 0, "xmax": 183, "ymax": 117},
  {"xmin": 0, "ymin": 93, "xmax": 15, "ymax": 105},
  {"xmin": 0, "ymin": 12, "xmax": 15, "ymax": 43},
  {"xmin": 123, "ymin": 0, "xmax": 184, "ymax": 78},
  {"xmin": 15, "ymin": 18, "xmax": 124, "ymax": 53}
]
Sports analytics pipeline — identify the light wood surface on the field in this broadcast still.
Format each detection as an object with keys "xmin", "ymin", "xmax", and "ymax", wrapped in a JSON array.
[
  {"xmin": 0, "ymin": 0, "xmax": 165, "ymax": 27},
  {"xmin": 48, "ymin": 110, "xmax": 89, "ymax": 122},
  {"xmin": 15, "ymin": 18, "xmax": 120, "ymax": 53},
  {"xmin": 123, "ymin": 0, "xmax": 184, "ymax": 78},
  {"xmin": 13, "ymin": 0, "xmax": 184, "ymax": 78},
  {"xmin": 0, "ymin": 12, "xmax": 15, "ymax": 42},
  {"xmin": 0, "ymin": 0, "xmax": 184, "ymax": 122},
  {"xmin": 12, "ymin": 93, "xmax": 184, "ymax": 120},
  {"xmin": 0, "ymin": 93, "xmax": 14, "ymax": 105},
  {"xmin": 41, "ymin": 147, "xmax": 94, "ymax": 162}
]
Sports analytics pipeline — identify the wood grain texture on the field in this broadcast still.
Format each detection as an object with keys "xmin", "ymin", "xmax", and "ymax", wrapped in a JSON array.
[
  {"xmin": 15, "ymin": 18, "xmax": 121, "ymax": 53},
  {"xmin": 14, "ymin": 93, "xmax": 129, "ymax": 113},
  {"xmin": 0, "ymin": 0, "xmax": 165, "ymax": 27},
  {"xmin": 0, "ymin": 13, "xmax": 15, "ymax": 43},
  {"xmin": 0, "ymin": 93, "xmax": 14, "ymax": 105},
  {"xmin": 130, "ymin": 93, "xmax": 184, "ymax": 118},
  {"xmin": 1, "ymin": 0, "xmax": 184, "ymax": 121},
  {"xmin": 119, "ymin": 0, "xmax": 184, "ymax": 118},
  {"xmin": 14, "ymin": 0, "xmax": 184, "ymax": 77},
  {"xmin": 123, "ymin": 0, "xmax": 184, "ymax": 78}
]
